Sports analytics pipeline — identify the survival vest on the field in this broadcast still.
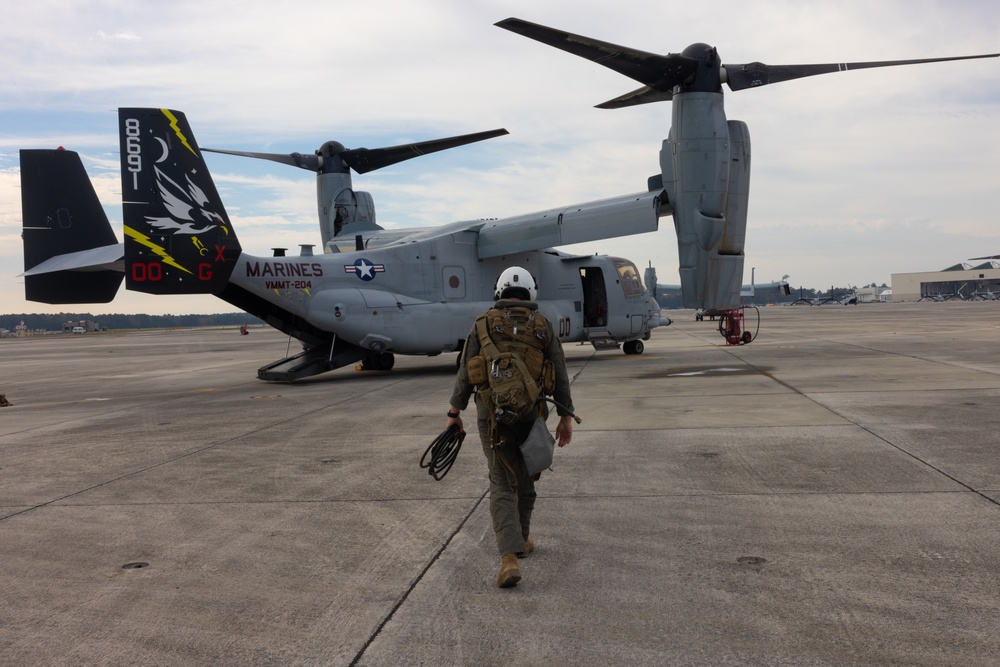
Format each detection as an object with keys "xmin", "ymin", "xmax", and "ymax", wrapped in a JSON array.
[{"xmin": 467, "ymin": 305, "xmax": 556, "ymax": 429}]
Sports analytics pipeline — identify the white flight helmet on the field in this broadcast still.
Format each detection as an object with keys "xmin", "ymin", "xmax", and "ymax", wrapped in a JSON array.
[{"xmin": 494, "ymin": 266, "xmax": 537, "ymax": 301}]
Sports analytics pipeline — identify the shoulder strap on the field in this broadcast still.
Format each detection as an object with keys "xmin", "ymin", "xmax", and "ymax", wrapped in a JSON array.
[{"xmin": 475, "ymin": 312, "xmax": 502, "ymax": 360}]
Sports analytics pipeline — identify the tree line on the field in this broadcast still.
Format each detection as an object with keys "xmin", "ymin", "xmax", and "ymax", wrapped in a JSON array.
[{"xmin": 2, "ymin": 312, "xmax": 264, "ymax": 332}]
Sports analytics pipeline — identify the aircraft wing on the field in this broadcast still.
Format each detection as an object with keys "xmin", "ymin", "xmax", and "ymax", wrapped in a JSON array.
[{"xmin": 478, "ymin": 189, "xmax": 667, "ymax": 258}]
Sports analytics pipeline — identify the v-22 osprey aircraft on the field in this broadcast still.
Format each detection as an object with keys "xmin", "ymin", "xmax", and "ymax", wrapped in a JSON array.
[
  {"xmin": 19, "ymin": 18, "xmax": 997, "ymax": 381},
  {"xmin": 21, "ymin": 109, "xmax": 665, "ymax": 381}
]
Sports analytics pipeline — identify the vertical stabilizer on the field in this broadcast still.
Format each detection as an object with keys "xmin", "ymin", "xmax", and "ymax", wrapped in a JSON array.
[
  {"xmin": 118, "ymin": 108, "xmax": 242, "ymax": 294},
  {"xmin": 20, "ymin": 149, "xmax": 123, "ymax": 303}
]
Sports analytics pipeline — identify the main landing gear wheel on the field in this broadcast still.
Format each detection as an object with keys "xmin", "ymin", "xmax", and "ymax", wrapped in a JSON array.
[
  {"xmin": 362, "ymin": 352, "xmax": 395, "ymax": 371},
  {"xmin": 623, "ymin": 340, "xmax": 645, "ymax": 355}
]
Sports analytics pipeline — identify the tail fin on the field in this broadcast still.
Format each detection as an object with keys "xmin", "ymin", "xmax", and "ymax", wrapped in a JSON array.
[
  {"xmin": 118, "ymin": 108, "xmax": 242, "ymax": 294},
  {"xmin": 20, "ymin": 149, "xmax": 124, "ymax": 303}
]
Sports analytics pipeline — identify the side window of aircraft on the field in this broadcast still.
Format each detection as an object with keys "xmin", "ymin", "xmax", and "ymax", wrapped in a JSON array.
[{"xmin": 614, "ymin": 259, "xmax": 644, "ymax": 297}]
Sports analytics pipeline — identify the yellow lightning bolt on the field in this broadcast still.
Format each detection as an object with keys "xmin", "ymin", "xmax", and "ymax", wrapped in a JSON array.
[
  {"xmin": 161, "ymin": 109, "xmax": 198, "ymax": 157},
  {"xmin": 124, "ymin": 225, "xmax": 194, "ymax": 274},
  {"xmin": 272, "ymin": 288, "xmax": 311, "ymax": 299}
]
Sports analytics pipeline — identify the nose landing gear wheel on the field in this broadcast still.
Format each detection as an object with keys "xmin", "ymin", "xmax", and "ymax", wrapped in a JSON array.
[
  {"xmin": 362, "ymin": 352, "xmax": 395, "ymax": 371},
  {"xmin": 623, "ymin": 339, "xmax": 645, "ymax": 355}
]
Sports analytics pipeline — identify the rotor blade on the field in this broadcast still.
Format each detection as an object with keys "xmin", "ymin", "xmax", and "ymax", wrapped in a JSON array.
[
  {"xmin": 340, "ymin": 128, "xmax": 509, "ymax": 174},
  {"xmin": 724, "ymin": 53, "xmax": 1000, "ymax": 91},
  {"xmin": 496, "ymin": 17, "xmax": 699, "ymax": 99},
  {"xmin": 202, "ymin": 147, "xmax": 320, "ymax": 172},
  {"xmin": 596, "ymin": 85, "xmax": 676, "ymax": 109}
]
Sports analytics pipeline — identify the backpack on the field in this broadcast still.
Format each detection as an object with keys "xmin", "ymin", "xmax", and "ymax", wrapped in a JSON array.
[{"xmin": 467, "ymin": 305, "xmax": 554, "ymax": 429}]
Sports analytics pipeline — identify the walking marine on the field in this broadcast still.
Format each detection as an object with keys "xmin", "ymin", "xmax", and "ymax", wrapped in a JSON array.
[{"xmin": 445, "ymin": 266, "xmax": 575, "ymax": 588}]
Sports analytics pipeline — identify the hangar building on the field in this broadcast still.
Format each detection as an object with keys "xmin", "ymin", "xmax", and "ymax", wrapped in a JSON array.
[{"xmin": 891, "ymin": 258, "xmax": 1000, "ymax": 301}]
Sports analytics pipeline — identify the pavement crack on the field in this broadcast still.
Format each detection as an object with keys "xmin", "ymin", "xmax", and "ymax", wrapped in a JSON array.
[{"xmin": 348, "ymin": 490, "xmax": 488, "ymax": 667}]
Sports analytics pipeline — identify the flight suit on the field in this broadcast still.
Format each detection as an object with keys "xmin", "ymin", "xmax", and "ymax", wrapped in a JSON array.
[{"xmin": 449, "ymin": 299, "xmax": 574, "ymax": 557}]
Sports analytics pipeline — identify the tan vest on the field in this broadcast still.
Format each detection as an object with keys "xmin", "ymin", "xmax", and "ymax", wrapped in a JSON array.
[{"xmin": 467, "ymin": 305, "xmax": 554, "ymax": 426}]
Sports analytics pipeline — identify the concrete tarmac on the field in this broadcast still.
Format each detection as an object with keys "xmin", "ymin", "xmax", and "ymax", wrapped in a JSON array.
[{"xmin": 1, "ymin": 301, "xmax": 999, "ymax": 666}]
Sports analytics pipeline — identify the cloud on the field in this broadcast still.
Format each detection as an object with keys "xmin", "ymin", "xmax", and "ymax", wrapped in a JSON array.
[
  {"xmin": 96, "ymin": 30, "xmax": 142, "ymax": 42},
  {"xmin": 0, "ymin": 0, "xmax": 998, "ymax": 316}
]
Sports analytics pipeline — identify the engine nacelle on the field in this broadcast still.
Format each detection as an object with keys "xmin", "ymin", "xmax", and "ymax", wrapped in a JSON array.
[
  {"xmin": 662, "ymin": 92, "xmax": 750, "ymax": 310},
  {"xmin": 317, "ymin": 171, "xmax": 380, "ymax": 248}
]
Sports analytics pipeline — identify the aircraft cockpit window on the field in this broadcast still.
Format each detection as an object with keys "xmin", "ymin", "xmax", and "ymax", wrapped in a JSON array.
[{"xmin": 613, "ymin": 259, "xmax": 644, "ymax": 297}]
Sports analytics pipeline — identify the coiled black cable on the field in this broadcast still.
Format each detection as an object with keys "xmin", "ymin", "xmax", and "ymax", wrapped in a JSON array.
[
  {"xmin": 420, "ymin": 424, "xmax": 466, "ymax": 481},
  {"xmin": 747, "ymin": 306, "xmax": 761, "ymax": 342}
]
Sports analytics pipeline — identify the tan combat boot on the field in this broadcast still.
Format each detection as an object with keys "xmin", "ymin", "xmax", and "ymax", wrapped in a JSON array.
[
  {"xmin": 496, "ymin": 553, "xmax": 521, "ymax": 588},
  {"xmin": 519, "ymin": 536, "xmax": 534, "ymax": 558}
]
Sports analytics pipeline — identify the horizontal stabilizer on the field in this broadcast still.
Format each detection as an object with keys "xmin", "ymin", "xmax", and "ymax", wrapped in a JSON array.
[{"xmin": 21, "ymin": 244, "xmax": 123, "ymax": 277}]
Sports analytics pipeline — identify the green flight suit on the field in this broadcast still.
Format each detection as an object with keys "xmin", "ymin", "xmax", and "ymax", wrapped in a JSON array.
[{"xmin": 450, "ymin": 299, "xmax": 574, "ymax": 557}]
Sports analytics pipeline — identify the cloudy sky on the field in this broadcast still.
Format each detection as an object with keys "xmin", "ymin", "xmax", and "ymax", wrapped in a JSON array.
[{"xmin": 1, "ymin": 0, "xmax": 997, "ymax": 315}]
